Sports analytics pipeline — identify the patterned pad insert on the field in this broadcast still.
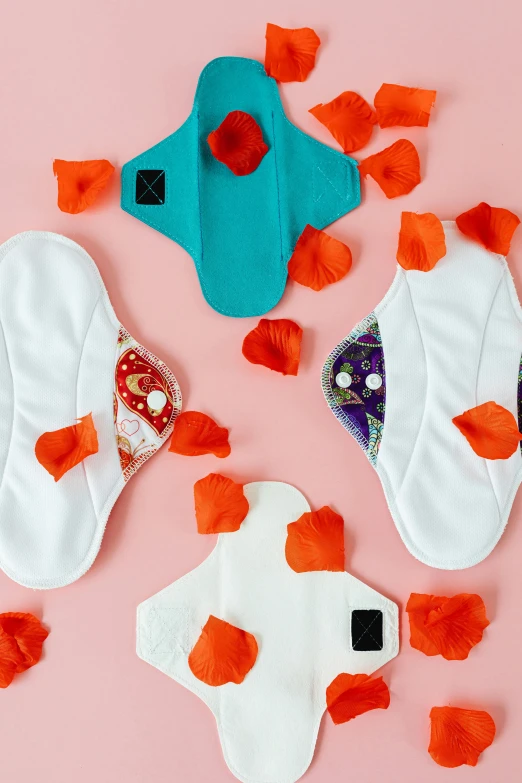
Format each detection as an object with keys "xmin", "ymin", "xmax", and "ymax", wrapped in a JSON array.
[
  {"xmin": 322, "ymin": 314, "xmax": 386, "ymax": 465},
  {"xmin": 114, "ymin": 328, "xmax": 181, "ymax": 481}
]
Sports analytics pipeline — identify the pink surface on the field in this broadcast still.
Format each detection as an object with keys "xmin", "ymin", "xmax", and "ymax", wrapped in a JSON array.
[{"xmin": 1, "ymin": 0, "xmax": 522, "ymax": 781}]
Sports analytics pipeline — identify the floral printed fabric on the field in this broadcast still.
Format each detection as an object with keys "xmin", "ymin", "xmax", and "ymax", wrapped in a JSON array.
[{"xmin": 322, "ymin": 314, "xmax": 386, "ymax": 465}]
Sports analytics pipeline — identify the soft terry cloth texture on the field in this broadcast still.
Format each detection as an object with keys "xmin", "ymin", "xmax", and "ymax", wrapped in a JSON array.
[
  {"xmin": 121, "ymin": 57, "xmax": 361, "ymax": 318},
  {"xmin": 322, "ymin": 223, "xmax": 522, "ymax": 570},
  {"xmin": 0, "ymin": 232, "xmax": 181, "ymax": 589},
  {"xmin": 137, "ymin": 482, "xmax": 398, "ymax": 783}
]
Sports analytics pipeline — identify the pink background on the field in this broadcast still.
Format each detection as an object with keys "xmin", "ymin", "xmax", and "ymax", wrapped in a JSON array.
[{"xmin": 1, "ymin": 0, "xmax": 522, "ymax": 781}]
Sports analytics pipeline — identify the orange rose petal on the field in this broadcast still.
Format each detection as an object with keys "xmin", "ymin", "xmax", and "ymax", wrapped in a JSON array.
[
  {"xmin": 0, "ymin": 613, "xmax": 49, "ymax": 688},
  {"xmin": 188, "ymin": 615, "xmax": 258, "ymax": 686},
  {"xmin": 396, "ymin": 211, "xmax": 446, "ymax": 272},
  {"xmin": 309, "ymin": 92, "xmax": 377, "ymax": 153},
  {"xmin": 194, "ymin": 473, "xmax": 249, "ymax": 534},
  {"xmin": 242, "ymin": 318, "xmax": 303, "ymax": 375},
  {"xmin": 359, "ymin": 139, "xmax": 421, "ymax": 199},
  {"xmin": 456, "ymin": 202, "xmax": 520, "ymax": 255},
  {"xmin": 407, "ymin": 594, "xmax": 440, "ymax": 656},
  {"xmin": 429, "ymin": 706, "xmax": 496, "ymax": 768},
  {"xmin": 286, "ymin": 506, "xmax": 345, "ymax": 572},
  {"xmin": 406, "ymin": 593, "xmax": 445, "ymax": 657},
  {"xmin": 53, "ymin": 159, "xmax": 115, "ymax": 214},
  {"xmin": 0, "ymin": 629, "xmax": 23, "ymax": 688},
  {"xmin": 453, "ymin": 401, "xmax": 522, "ymax": 460},
  {"xmin": 0, "ymin": 613, "xmax": 49, "ymax": 673},
  {"xmin": 207, "ymin": 111, "xmax": 268, "ymax": 176},
  {"xmin": 406, "ymin": 593, "xmax": 489, "ymax": 661},
  {"xmin": 264, "ymin": 23, "xmax": 320, "ymax": 83},
  {"xmin": 168, "ymin": 411, "xmax": 231, "ymax": 458},
  {"xmin": 288, "ymin": 225, "xmax": 352, "ymax": 291},
  {"xmin": 374, "ymin": 83, "xmax": 436, "ymax": 128},
  {"xmin": 326, "ymin": 673, "xmax": 390, "ymax": 725},
  {"xmin": 35, "ymin": 413, "xmax": 99, "ymax": 482}
]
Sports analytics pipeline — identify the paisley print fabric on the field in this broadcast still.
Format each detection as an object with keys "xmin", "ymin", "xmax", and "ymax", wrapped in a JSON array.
[
  {"xmin": 114, "ymin": 328, "xmax": 182, "ymax": 479},
  {"xmin": 322, "ymin": 314, "xmax": 386, "ymax": 465}
]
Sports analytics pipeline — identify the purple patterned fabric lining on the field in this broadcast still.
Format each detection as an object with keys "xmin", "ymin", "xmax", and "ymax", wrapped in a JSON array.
[
  {"xmin": 322, "ymin": 315, "xmax": 386, "ymax": 463},
  {"xmin": 330, "ymin": 336, "xmax": 385, "ymax": 443}
]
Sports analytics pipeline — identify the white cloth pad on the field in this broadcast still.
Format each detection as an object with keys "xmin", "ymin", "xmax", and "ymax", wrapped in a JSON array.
[
  {"xmin": 0, "ymin": 232, "xmax": 181, "ymax": 588},
  {"xmin": 323, "ymin": 222, "xmax": 522, "ymax": 570},
  {"xmin": 137, "ymin": 481, "xmax": 398, "ymax": 783}
]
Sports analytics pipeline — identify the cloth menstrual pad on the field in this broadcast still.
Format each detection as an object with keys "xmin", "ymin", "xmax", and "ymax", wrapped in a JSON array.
[
  {"xmin": 121, "ymin": 57, "xmax": 361, "ymax": 318},
  {"xmin": 0, "ymin": 232, "xmax": 181, "ymax": 588},
  {"xmin": 137, "ymin": 481, "xmax": 398, "ymax": 783},
  {"xmin": 322, "ymin": 223, "xmax": 522, "ymax": 569}
]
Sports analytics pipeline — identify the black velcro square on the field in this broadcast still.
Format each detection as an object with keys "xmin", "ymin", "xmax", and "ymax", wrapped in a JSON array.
[
  {"xmin": 351, "ymin": 609, "xmax": 383, "ymax": 651},
  {"xmin": 135, "ymin": 170, "xmax": 165, "ymax": 205}
]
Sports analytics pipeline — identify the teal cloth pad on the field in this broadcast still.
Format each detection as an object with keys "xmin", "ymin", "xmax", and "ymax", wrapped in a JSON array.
[{"xmin": 121, "ymin": 57, "xmax": 361, "ymax": 317}]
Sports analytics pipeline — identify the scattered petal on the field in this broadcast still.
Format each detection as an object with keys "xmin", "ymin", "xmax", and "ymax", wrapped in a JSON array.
[
  {"xmin": 0, "ymin": 613, "xmax": 49, "ymax": 688},
  {"xmin": 242, "ymin": 318, "xmax": 303, "ymax": 375},
  {"xmin": 207, "ymin": 111, "xmax": 268, "ymax": 176},
  {"xmin": 194, "ymin": 473, "xmax": 249, "ymax": 534},
  {"xmin": 0, "ymin": 613, "xmax": 49, "ymax": 673},
  {"xmin": 396, "ymin": 211, "xmax": 446, "ymax": 271},
  {"xmin": 429, "ymin": 706, "xmax": 495, "ymax": 767},
  {"xmin": 168, "ymin": 411, "xmax": 231, "ymax": 458},
  {"xmin": 456, "ymin": 202, "xmax": 520, "ymax": 255},
  {"xmin": 35, "ymin": 413, "xmax": 99, "ymax": 481},
  {"xmin": 286, "ymin": 506, "xmax": 345, "ymax": 572},
  {"xmin": 453, "ymin": 401, "xmax": 522, "ymax": 460},
  {"xmin": 327, "ymin": 673, "xmax": 390, "ymax": 724},
  {"xmin": 53, "ymin": 159, "xmax": 115, "ymax": 214},
  {"xmin": 374, "ymin": 83, "xmax": 436, "ymax": 128},
  {"xmin": 288, "ymin": 225, "xmax": 352, "ymax": 290},
  {"xmin": 359, "ymin": 139, "xmax": 421, "ymax": 199},
  {"xmin": 188, "ymin": 615, "xmax": 258, "ymax": 686},
  {"xmin": 0, "ymin": 630, "xmax": 23, "ymax": 689},
  {"xmin": 264, "ymin": 23, "xmax": 320, "ymax": 83},
  {"xmin": 309, "ymin": 92, "xmax": 377, "ymax": 153},
  {"xmin": 406, "ymin": 593, "xmax": 489, "ymax": 660}
]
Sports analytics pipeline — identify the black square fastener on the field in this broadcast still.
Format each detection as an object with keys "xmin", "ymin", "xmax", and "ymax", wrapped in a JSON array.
[
  {"xmin": 135, "ymin": 170, "xmax": 165, "ymax": 205},
  {"xmin": 351, "ymin": 609, "xmax": 383, "ymax": 651}
]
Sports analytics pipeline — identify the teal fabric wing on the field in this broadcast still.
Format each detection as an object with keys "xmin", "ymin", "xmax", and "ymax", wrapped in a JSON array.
[{"xmin": 121, "ymin": 57, "xmax": 361, "ymax": 317}]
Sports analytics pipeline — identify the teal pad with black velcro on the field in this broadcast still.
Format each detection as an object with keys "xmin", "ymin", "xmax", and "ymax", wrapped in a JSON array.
[{"xmin": 121, "ymin": 57, "xmax": 361, "ymax": 317}]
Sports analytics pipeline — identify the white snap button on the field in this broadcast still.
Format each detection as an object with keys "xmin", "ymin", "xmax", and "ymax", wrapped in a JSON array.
[
  {"xmin": 147, "ymin": 390, "xmax": 167, "ymax": 411},
  {"xmin": 365, "ymin": 373, "xmax": 382, "ymax": 390},
  {"xmin": 335, "ymin": 372, "xmax": 352, "ymax": 388}
]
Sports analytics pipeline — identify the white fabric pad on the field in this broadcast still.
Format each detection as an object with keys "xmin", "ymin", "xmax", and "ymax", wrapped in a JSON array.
[
  {"xmin": 0, "ymin": 232, "xmax": 181, "ymax": 589},
  {"xmin": 137, "ymin": 482, "xmax": 398, "ymax": 783},
  {"xmin": 324, "ymin": 222, "xmax": 522, "ymax": 570}
]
